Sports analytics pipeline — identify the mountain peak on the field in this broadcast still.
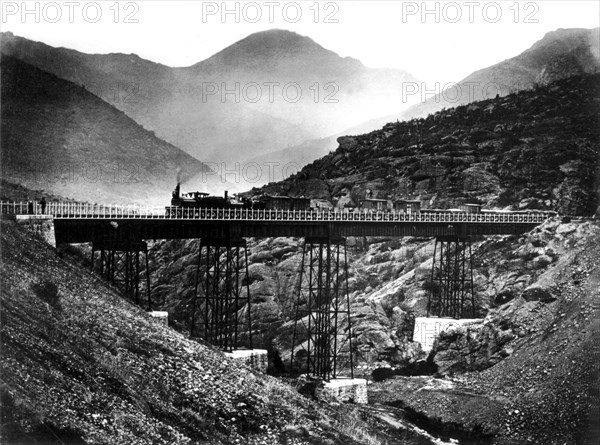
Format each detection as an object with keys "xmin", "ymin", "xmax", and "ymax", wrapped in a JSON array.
[
  {"xmin": 226, "ymin": 29, "xmax": 325, "ymax": 56},
  {"xmin": 540, "ymin": 27, "xmax": 599, "ymax": 41},
  {"xmin": 195, "ymin": 28, "xmax": 362, "ymax": 71},
  {"xmin": 529, "ymin": 27, "xmax": 600, "ymax": 55},
  {"xmin": 242, "ymin": 29, "xmax": 314, "ymax": 42}
]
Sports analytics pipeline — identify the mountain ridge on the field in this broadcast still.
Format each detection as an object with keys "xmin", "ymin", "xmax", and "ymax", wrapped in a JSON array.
[
  {"xmin": 188, "ymin": 29, "xmax": 364, "ymax": 72},
  {"xmin": 1, "ymin": 30, "xmax": 418, "ymax": 173},
  {"xmin": 400, "ymin": 27, "xmax": 600, "ymax": 120},
  {"xmin": 0, "ymin": 55, "xmax": 219, "ymax": 205},
  {"xmin": 252, "ymin": 27, "xmax": 600, "ymax": 182}
]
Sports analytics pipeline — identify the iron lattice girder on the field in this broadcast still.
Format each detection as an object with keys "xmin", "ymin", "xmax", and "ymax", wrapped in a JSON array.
[
  {"xmin": 91, "ymin": 240, "xmax": 152, "ymax": 310},
  {"xmin": 191, "ymin": 238, "xmax": 252, "ymax": 352},
  {"xmin": 291, "ymin": 237, "xmax": 354, "ymax": 381},
  {"xmin": 428, "ymin": 236, "xmax": 476, "ymax": 319}
]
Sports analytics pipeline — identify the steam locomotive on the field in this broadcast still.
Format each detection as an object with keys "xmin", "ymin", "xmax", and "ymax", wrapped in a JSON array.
[{"xmin": 169, "ymin": 184, "xmax": 252, "ymax": 209}]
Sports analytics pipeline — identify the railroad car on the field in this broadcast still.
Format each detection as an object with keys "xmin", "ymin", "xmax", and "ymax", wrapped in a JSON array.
[
  {"xmin": 264, "ymin": 196, "xmax": 311, "ymax": 211},
  {"xmin": 166, "ymin": 185, "xmax": 558, "ymax": 219}
]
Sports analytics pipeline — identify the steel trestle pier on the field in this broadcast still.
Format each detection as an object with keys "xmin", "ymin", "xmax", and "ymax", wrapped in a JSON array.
[
  {"xmin": 190, "ymin": 238, "xmax": 253, "ymax": 352},
  {"xmin": 427, "ymin": 236, "xmax": 476, "ymax": 319},
  {"xmin": 291, "ymin": 237, "xmax": 354, "ymax": 381},
  {"xmin": 91, "ymin": 239, "xmax": 152, "ymax": 310}
]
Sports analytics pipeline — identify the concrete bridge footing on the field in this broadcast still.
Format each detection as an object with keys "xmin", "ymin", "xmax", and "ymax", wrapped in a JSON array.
[
  {"xmin": 15, "ymin": 215, "xmax": 55, "ymax": 247},
  {"xmin": 224, "ymin": 349, "xmax": 268, "ymax": 373},
  {"xmin": 318, "ymin": 378, "xmax": 368, "ymax": 404}
]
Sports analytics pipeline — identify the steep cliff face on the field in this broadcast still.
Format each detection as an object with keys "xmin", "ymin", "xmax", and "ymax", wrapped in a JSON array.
[{"xmin": 255, "ymin": 74, "xmax": 600, "ymax": 217}]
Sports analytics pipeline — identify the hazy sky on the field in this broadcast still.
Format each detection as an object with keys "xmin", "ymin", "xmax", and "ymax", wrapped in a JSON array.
[{"xmin": 2, "ymin": 1, "xmax": 598, "ymax": 84}]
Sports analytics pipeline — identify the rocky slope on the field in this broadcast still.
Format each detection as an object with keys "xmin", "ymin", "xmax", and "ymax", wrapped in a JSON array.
[
  {"xmin": 1, "ymin": 217, "xmax": 430, "ymax": 445},
  {"xmin": 0, "ymin": 55, "xmax": 222, "ymax": 205},
  {"xmin": 370, "ymin": 219, "xmax": 600, "ymax": 444},
  {"xmin": 255, "ymin": 73, "xmax": 600, "ymax": 217}
]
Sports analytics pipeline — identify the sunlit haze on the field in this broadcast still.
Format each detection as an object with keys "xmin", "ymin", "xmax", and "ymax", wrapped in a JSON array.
[{"xmin": 2, "ymin": 1, "xmax": 598, "ymax": 84}]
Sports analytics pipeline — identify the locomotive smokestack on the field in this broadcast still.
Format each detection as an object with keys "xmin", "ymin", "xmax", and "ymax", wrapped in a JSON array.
[
  {"xmin": 224, "ymin": 190, "xmax": 228, "ymax": 200},
  {"xmin": 173, "ymin": 168, "xmax": 183, "ymax": 199}
]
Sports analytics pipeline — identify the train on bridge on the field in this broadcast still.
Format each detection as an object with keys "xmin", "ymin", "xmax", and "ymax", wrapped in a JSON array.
[
  {"xmin": 168, "ymin": 185, "xmax": 558, "ymax": 218},
  {"xmin": 169, "ymin": 184, "xmax": 310, "ymax": 212}
]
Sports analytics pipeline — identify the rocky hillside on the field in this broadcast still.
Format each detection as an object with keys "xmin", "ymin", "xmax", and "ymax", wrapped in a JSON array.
[
  {"xmin": 1, "ymin": 55, "xmax": 218, "ymax": 205},
  {"xmin": 1, "ymin": 217, "xmax": 430, "ymax": 445},
  {"xmin": 256, "ymin": 73, "xmax": 600, "ymax": 217},
  {"xmin": 371, "ymin": 219, "xmax": 600, "ymax": 444}
]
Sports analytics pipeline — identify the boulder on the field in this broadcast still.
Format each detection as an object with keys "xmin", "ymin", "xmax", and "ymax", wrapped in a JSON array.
[
  {"xmin": 337, "ymin": 136, "xmax": 359, "ymax": 151},
  {"xmin": 521, "ymin": 286, "xmax": 557, "ymax": 303},
  {"xmin": 532, "ymin": 254, "xmax": 553, "ymax": 269},
  {"xmin": 432, "ymin": 349, "xmax": 463, "ymax": 375},
  {"xmin": 494, "ymin": 289, "xmax": 517, "ymax": 306}
]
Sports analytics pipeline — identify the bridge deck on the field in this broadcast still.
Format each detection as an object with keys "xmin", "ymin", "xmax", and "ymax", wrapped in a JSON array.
[{"xmin": 2, "ymin": 202, "xmax": 550, "ymax": 244}]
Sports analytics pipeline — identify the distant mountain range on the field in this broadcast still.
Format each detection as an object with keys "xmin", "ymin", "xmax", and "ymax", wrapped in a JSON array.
[
  {"xmin": 401, "ymin": 27, "xmax": 600, "ymax": 119},
  {"xmin": 252, "ymin": 28, "xmax": 600, "ymax": 181},
  {"xmin": 2, "ymin": 27, "xmax": 598, "ymax": 199},
  {"xmin": 1, "ymin": 29, "xmax": 418, "ymax": 166},
  {"xmin": 1, "ymin": 55, "xmax": 220, "ymax": 205}
]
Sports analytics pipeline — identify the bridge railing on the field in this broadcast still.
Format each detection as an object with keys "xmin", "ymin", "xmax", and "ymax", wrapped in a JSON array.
[
  {"xmin": 0, "ymin": 201, "xmax": 30, "ymax": 215},
  {"xmin": 0, "ymin": 201, "xmax": 552, "ymax": 224}
]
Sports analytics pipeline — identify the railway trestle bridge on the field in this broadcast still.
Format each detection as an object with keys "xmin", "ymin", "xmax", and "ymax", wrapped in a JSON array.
[{"xmin": 3, "ymin": 202, "xmax": 552, "ymax": 380}]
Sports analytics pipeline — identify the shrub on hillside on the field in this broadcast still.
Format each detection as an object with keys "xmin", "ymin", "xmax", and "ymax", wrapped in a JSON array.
[{"xmin": 31, "ymin": 280, "xmax": 60, "ymax": 309}]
